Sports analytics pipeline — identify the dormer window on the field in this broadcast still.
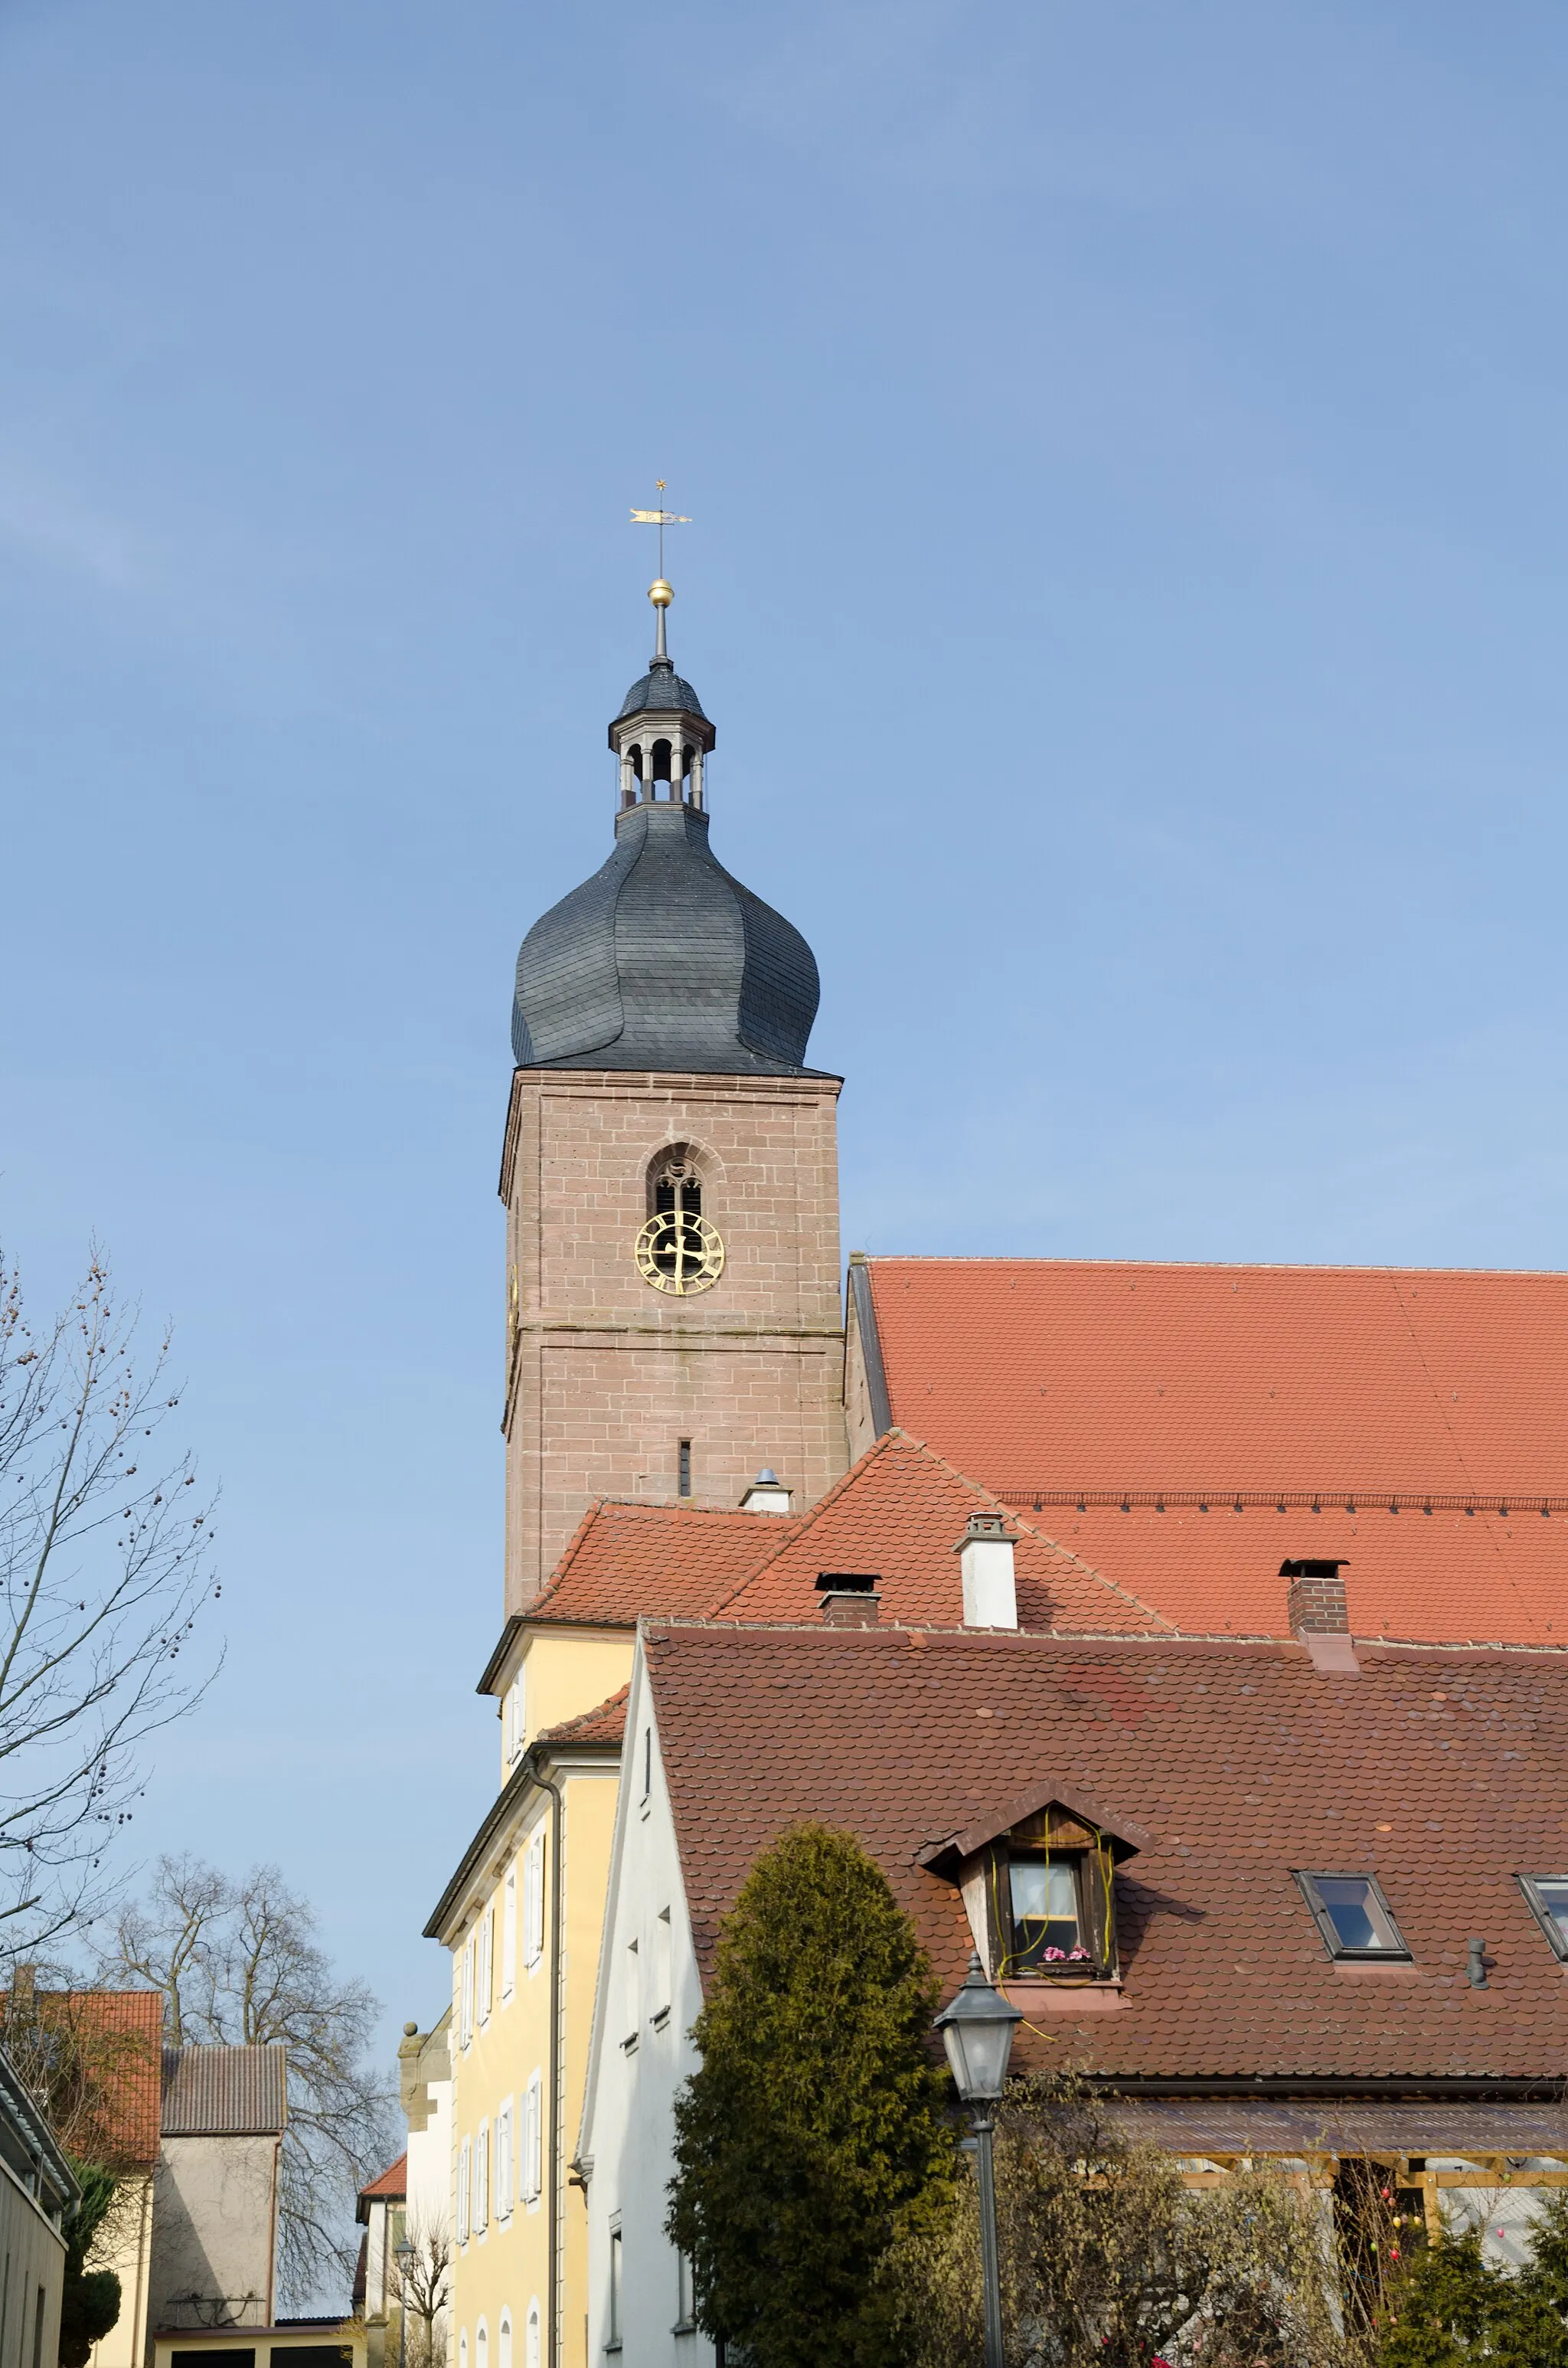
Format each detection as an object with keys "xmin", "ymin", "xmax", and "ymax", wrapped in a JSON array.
[
  {"xmin": 1518, "ymin": 1875, "xmax": 1568, "ymax": 1958},
  {"xmin": 918, "ymin": 1784, "xmax": 1148, "ymax": 1986},
  {"xmin": 1296, "ymin": 1872, "xmax": 1410, "ymax": 1961}
]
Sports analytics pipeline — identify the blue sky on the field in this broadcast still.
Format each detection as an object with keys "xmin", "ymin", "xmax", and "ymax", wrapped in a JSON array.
[{"xmin": 4, "ymin": 0, "xmax": 1568, "ymax": 2093}]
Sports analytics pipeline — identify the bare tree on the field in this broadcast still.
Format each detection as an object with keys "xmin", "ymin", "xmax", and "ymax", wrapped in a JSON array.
[
  {"xmin": 0, "ymin": 1249, "xmax": 220, "ymax": 1958},
  {"xmin": 394, "ymin": 2213, "xmax": 452, "ymax": 2368},
  {"xmin": 98, "ymin": 1855, "xmax": 398, "ymax": 2308}
]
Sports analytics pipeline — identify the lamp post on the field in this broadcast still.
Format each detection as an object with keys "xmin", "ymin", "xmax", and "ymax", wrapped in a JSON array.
[
  {"xmin": 393, "ymin": 2237, "xmax": 415, "ymax": 2368},
  {"xmin": 934, "ymin": 1952, "xmax": 1023, "ymax": 2368}
]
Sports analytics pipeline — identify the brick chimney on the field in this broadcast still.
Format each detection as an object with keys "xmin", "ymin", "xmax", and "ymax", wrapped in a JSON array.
[
  {"xmin": 956, "ymin": 1512, "xmax": 1018, "ymax": 1630},
  {"xmin": 819, "ymin": 1581, "xmax": 881, "ymax": 1627},
  {"xmin": 1281, "ymin": 1558, "xmax": 1360, "ymax": 1673}
]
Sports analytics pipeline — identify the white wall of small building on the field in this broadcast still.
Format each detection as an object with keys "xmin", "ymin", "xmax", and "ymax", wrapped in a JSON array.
[{"xmin": 579, "ymin": 1654, "xmax": 714, "ymax": 2368}]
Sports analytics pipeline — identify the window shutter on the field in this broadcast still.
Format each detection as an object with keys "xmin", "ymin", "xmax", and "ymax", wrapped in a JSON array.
[
  {"xmin": 524, "ymin": 1830, "xmax": 545, "ymax": 1967},
  {"xmin": 461, "ymin": 1940, "xmax": 475, "ymax": 2047},
  {"xmin": 522, "ymin": 2072, "xmax": 542, "ymax": 2203},
  {"xmin": 476, "ymin": 2121, "xmax": 489, "ymax": 2231},
  {"xmin": 458, "ymin": 2138, "xmax": 471, "ymax": 2244},
  {"xmin": 502, "ymin": 1866, "xmax": 518, "ymax": 1998}
]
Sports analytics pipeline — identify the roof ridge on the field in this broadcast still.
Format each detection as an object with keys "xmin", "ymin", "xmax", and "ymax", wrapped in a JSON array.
[
  {"xmin": 536, "ymin": 1682, "xmax": 631, "ymax": 1745},
  {"xmin": 862, "ymin": 1254, "xmax": 1568, "ymax": 1280}
]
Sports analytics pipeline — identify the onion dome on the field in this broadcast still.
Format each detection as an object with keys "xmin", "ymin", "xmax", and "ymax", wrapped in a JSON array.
[{"xmin": 511, "ymin": 584, "xmax": 822, "ymax": 1075}]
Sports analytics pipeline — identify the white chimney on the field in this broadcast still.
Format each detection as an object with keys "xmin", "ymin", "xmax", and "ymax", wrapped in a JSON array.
[
  {"xmin": 957, "ymin": 1512, "xmax": 1017, "ymax": 1630},
  {"xmin": 740, "ymin": 1467, "xmax": 793, "ymax": 1514}
]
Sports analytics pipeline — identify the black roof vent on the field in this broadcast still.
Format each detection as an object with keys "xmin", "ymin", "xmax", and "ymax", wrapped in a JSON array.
[
  {"xmin": 814, "ymin": 1572, "xmax": 881, "ymax": 1594},
  {"xmin": 1279, "ymin": 1558, "xmax": 1348, "ymax": 1580}
]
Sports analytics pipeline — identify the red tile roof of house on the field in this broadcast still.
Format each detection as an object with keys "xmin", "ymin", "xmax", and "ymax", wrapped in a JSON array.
[
  {"xmin": 711, "ymin": 1433, "xmax": 1171, "ymax": 1634},
  {"xmin": 536, "ymin": 1685, "xmax": 630, "ymax": 1747},
  {"xmin": 525, "ymin": 1500, "xmax": 796, "ymax": 1627},
  {"xmin": 866, "ymin": 1256, "xmax": 1568, "ymax": 1501},
  {"xmin": 0, "ymin": 1989, "xmax": 163, "ymax": 2168},
  {"xmin": 646, "ymin": 1621, "xmax": 1568, "ymax": 2086},
  {"xmin": 358, "ymin": 2153, "xmax": 407, "ymax": 2206}
]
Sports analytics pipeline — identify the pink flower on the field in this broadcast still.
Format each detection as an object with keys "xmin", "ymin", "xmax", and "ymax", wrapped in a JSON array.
[
  {"xmin": 1069, "ymin": 1947, "xmax": 1092, "ymax": 1960},
  {"xmin": 1043, "ymin": 1947, "xmax": 1066, "ymax": 1961}
]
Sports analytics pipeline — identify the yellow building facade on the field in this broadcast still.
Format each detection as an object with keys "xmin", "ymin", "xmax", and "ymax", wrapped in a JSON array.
[{"xmin": 428, "ymin": 1627, "xmax": 629, "ymax": 2368}]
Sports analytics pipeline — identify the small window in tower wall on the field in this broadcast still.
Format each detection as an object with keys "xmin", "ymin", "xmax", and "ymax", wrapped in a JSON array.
[{"xmin": 678, "ymin": 1439, "xmax": 692, "ymax": 1498}]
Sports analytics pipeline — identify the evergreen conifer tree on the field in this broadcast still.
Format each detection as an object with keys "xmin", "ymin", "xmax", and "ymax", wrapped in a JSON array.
[{"xmin": 666, "ymin": 1821, "xmax": 953, "ymax": 2368}]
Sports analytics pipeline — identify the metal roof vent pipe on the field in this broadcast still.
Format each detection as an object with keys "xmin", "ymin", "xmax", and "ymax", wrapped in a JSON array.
[
  {"xmin": 815, "ymin": 1574, "xmax": 881, "ymax": 1628},
  {"xmin": 1281, "ymin": 1558, "xmax": 1360, "ymax": 1674},
  {"xmin": 957, "ymin": 1513, "xmax": 1018, "ymax": 1631},
  {"xmin": 741, "ymin": 1467, "xmax": 793, "ymax": 1514}
]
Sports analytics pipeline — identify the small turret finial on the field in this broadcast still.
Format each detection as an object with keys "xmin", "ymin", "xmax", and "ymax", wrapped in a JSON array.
[{"xmin": 631, "ymin": 482, "xmax": 691, "ymax": 663}]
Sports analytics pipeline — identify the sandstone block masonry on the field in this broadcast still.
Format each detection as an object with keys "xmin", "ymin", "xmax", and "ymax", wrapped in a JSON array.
[{"xmin": 500, "ymin": 1069, "xmax": 849, "ymax": 1605}]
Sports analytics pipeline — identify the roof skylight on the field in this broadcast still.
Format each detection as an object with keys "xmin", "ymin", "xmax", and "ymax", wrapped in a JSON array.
[{"xmin": 1296, "ymin": 1872, "xmax": 1410, "ymax": 1961}]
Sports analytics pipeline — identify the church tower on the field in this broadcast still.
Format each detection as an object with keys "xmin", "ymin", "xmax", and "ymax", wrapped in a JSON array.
[{"xmin": 500, "ymin": 578, "xmax": 848, "ymax": 1605}]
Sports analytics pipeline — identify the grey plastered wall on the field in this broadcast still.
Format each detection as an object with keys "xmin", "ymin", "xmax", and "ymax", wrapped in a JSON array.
[{"xmin": 145, "ymin": 2134, "xmax": 280, "ymax": 2340}]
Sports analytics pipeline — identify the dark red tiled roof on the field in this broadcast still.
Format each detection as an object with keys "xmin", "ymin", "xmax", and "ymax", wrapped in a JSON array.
[
  {"xmin": 537, "ymin": 1685, "xmax": 629, "ymax": 1747},
  {"xmin": 866, "ymin": 1257, "xmax": 1568, "ymax": 1500},
  {"xmin": 526, "ymin": 1500, "xmax": 795, "ymax": 1627},
  {"xmin": 646, "ymin": 1622, "xmax": 1568, "ymax": 2085},
  {"xmin": 712, "ymin": 1433, "xmax": 1171, "ymax": 1634}
]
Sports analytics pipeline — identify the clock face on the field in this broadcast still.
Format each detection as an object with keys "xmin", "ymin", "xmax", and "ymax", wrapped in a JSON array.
[{"xmin": 635, "ymin": 1209, "xmax": 725, "ymax": 1296}]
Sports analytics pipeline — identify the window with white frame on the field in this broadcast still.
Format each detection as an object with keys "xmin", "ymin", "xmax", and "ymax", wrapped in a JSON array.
[
  {"xmin": 652, "ymin": 1907, "xmax": 673, "ymax": 2022},
  {"xmin": 495, "ymin": 2096, "xmax": 514, "ymax": 2220},
  {"xmin": 458, "ymin": 2334, "xmax": 467, "ymax": 2368},
  {"xmin": 460, "ymin": 1938, "xmax": 475, "ymax": 2049},
  {"xmin": 498, "ymin": 2314, "xmax": 511, "ymax": 2368},
  {"xmin": 524, "ymin": 2304, "xmax": 541, "ymax": 2368},
  {"xmin": 521, "ymin": 2071, "xmax": 542, "ymax": 2204},
  {"xmin": 476, "ymin": 2324, "xmax": 487, "ymax": 2368},
  {"xmin": 475, "ymin": 2120, "xmax": 490, "ymax": 2233},
  {"xmin": 501, "ymin": 1865, "xmax": 518, "ymax": 2000},
  {"xmin": 524, "ymin": 1829, "xmax": 545, "ymax": 1969},
  {"xmin": 478, "ymin": 1908, "xmax": 495, "ymax": 2026},
  {"xmin": 676, "ymin": 2250, "xmax": 696, "ymax": 2334},
  {"xmin": 505, "ymin": 1672, "xmax": 526, "ymax": 1764},
  {"xmin": 457, "ymin": 2137, "xmax": 472, "ymax": 2245}
]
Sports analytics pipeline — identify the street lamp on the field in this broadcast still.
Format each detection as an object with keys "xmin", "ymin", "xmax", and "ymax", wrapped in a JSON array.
[
  {"xmin": 934, "ymin": 1952, "xmax": 1023, "ymax": 2368},
  {"xmin": 393, "ymin": 2238, "xmax": 415, "ymax": 2368}
]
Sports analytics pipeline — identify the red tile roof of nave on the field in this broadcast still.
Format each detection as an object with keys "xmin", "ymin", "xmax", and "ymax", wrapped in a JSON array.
[
  {"xmin": 525, "ymin": 1498, "xmax": 799, "ymax": 1628},
  {"xmin": 358, "ymin": 2153, "xmax": 407, "ymax": 2204},
  {"xmin": 866, "ymin": 1257, "xmax": 1568, "ymax": 1503},
  {"xmin": 711, "ymin": 1433, "xmax": 1174, "ymax": 1634},
  {"xmin": 1031, "ymin": 1501, "xmax": 1568, "ymax": 1648},
  {"xmin": 645, "ymin": 1621, "xmax": 1568, "ymax": 2085},
  {"xmin": 536, "ymin": 1684, "xmax": 629, "ymax": 1748}
]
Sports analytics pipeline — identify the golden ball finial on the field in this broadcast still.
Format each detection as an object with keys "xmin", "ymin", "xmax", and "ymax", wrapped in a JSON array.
[{"xmin": 648, "ymin": 578, "xmax": 674, "ymax": 608}]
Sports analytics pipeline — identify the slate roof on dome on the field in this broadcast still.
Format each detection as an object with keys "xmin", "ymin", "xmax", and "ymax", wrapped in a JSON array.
[
  {"xmin": 511, "ymin": 799, "xmax": 823, "ymax": 1074},
  {"xmin": 616, "ymin": 656, "xmax": 710, "ymax": 724}
]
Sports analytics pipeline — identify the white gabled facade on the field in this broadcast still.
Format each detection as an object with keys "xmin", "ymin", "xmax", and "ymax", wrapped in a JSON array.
[{"xmin": 576, "ymin": 1637, "xmax": 712, "ymax": 2366}]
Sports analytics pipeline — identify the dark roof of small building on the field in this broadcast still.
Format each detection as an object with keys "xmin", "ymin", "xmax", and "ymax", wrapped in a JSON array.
[
  {"xmin": 511, "ymin": 800, "xmax": 823, "ymax": 1074},
  {"xmin": 645, "ymin": 1619, "xmax": 1568, "ymax": 2088},
  {"xmin": 615, "ymin": 656, "xmax": 710, "ymax": 725},
  {"xmin": 161, "ymin": 2043, "xmax": 286, "ymax": 2136}
]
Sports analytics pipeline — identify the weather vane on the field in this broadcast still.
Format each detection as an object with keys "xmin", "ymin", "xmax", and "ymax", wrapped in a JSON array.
[{"xmin": 629, "ymin": 479, "xmax": 691, "ymax": 587}]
